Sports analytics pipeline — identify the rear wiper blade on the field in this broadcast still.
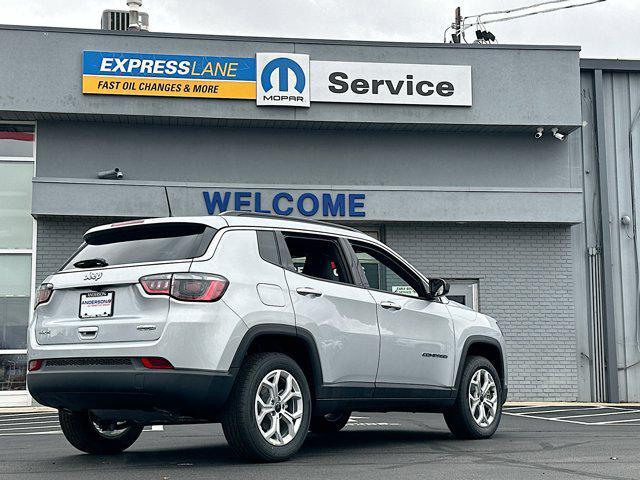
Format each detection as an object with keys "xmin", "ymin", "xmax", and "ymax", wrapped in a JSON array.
[{"xmin": 74, "ymin": 258, "xmax": 109, "ymax": 269}]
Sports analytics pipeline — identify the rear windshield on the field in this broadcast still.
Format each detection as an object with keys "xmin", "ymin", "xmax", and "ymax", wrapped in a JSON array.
[{"xmin": 62, "ymin": 223, "xmax": 217, "ymax": 270}]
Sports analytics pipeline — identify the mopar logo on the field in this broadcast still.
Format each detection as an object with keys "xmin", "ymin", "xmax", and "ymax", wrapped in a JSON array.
[
  {"xmin": 261, "ymin": 58, "xmax": 306, "ymax": 94},
  {"xmin": 256, "ymin": 53, "xmax": 310, "ymax": 107}
]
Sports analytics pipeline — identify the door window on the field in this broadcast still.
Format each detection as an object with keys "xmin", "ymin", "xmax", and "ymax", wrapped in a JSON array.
[
  {"xmin": 350, "ymin": 241, "xmax": 425, "ymax": 298},
  {"xmin": 283, "ymin": 235, "xmax": 353, "ymax": 285}
]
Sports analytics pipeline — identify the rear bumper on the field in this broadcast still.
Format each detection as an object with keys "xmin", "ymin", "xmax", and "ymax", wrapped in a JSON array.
[{"xmin": 27, "ymin": 359, "xmax": 235, "ymax": 420}]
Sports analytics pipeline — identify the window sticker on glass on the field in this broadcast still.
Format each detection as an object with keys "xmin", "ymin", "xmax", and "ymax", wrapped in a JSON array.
[{"xmin": 391, "ymin": 285, "xmax": 418, "ymax": 297}]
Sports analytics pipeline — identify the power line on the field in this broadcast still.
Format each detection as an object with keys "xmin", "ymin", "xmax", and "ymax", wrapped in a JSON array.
[
  {"xmin": 463, "ymin": 0, "xmax": 583, "ymax": 21},
  {"xmin": 461, "ymin": 0, "xmax": 607, "ymax": 32}
]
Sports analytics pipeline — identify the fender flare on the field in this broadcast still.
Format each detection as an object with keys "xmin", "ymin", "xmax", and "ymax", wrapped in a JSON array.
[
  {"xmin": 229, "ymin": 323, "xmax": 324, "ymax": 394},
  {"xmin": 454, "ymin": 335, "xmax": 507, "ymax": 400}
]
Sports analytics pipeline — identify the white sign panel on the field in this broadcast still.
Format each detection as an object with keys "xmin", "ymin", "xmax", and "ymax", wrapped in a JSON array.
[
  {"xmin": 256, "ymin": 53, "xmax": 310, "ymax": 107},
  {"xmin": 310, "ymin": 61, "xmax": 472, "ymax": 106}
]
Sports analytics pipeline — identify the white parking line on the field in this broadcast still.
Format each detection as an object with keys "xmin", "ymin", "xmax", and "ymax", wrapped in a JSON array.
[
  {"xmin": 506, "ymin": 407, "xmax": 601, "ymax": 415},
  {"xmin": 504, "ymin": 411, "xmax": 594, "ymax": 425},
  {"xmin": 0, "ymin": 415, "xmax": 58, "ymax": 424},
  {"xmin": 0, "ymin": 412, "xmax": 58, "ymax": 419},
  {"xmin": 0, "ymin": 423, "xmax": 62, "ymax": 431},
  {"xmin": 592, "ymin": 417, "xmax": 640, "ymax": 425},
  {"xmin": 0, "ymin": 430, "xmax": 61, "ymax": 437},
  {"xmin": 556, "ymin": 409, "xmax": 640, "ymax": 419},
  {"xmin": 0, "ymin": 420, "xmax": 60, "ymax": 428},
  {"xmin": 504, "ymin": 405, "xmax": 640, "ymax": 426}
]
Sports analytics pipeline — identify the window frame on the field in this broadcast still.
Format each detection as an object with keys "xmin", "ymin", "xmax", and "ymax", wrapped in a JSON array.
[
  {"xmin": 0, "ymin": 121, "xmax": 36, "ymax": 401},
  {"xmin": 348, "ymin": 239, "xmax": 429, "ymax": 300},
  {"xmin": 278, "ymin": 231, "xmax": 357, "ymax": 287}
]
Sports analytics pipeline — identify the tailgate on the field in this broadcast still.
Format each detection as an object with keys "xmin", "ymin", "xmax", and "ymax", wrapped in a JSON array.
[{"xmin": 35, "ymin": 262, "xmax": 191, "ymax": 345}]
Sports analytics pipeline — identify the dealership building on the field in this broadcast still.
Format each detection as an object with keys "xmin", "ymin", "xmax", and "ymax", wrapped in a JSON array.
[{"xmin": 0, "ymin": 23, "xmax": 639, "ymax": 406}]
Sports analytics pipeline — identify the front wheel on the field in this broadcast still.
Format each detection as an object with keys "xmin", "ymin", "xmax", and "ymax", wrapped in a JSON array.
[
  {"xmin": 59, "ymin": 410, "xmax": 143, "ymax": 454},
  {"xmin": 444, "ymin": 355, "xmax": 502, "ymax": 439},
  {"xmin": 221, "ymin": 352, "xmax": 312, "ymax": 462}
]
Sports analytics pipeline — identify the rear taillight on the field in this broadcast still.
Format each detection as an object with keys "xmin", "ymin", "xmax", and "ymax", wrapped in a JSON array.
[
  {"xmin": 139, "ymin": 274, "xmax": 172, "ymax": 295},
  {"xmin": 34, "ymin": 283, "xmax": 54, "ymax": 308},
  {"xmin": 139, "ymin": 273, "xmax": 228, "ymax": 302},
  {"xmin": 28, "ymin": 359, "xmax": 43, "ymax": 371},
  {"xmin": 140, "ymin": 357, "xmax": 174, "ymax": 369}
]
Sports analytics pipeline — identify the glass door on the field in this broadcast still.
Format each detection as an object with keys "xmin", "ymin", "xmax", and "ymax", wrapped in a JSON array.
[{"xmin": 0, "ymin": 123, "xmax": 35, "ymax": 406}]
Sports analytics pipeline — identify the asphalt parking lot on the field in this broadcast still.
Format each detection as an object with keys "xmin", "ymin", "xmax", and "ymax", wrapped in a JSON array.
[{"xmin": 1, "ymin": 405, "xmax": 640, "ymax": 480}]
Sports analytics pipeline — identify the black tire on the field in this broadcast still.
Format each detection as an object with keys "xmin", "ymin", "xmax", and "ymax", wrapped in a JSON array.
[
  {"xmin": 221, "ymin": 352, "xmax": 312, "ymax": 462},
  {"xmin": 58, "ymin": 410, "xmax": 143, "ymax": 454},
  {"xmin": 444, "ymin": 355, "xmax": 503, "ymax": 439},
  {"xmin": 310, "ymin": 411, "xmax": 351, "ymax": 433}
]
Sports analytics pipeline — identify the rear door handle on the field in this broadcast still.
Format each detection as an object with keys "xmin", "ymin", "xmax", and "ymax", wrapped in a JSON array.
[
  {"xmin": 296, "ymin": 287, "xmax": 322, "ymax": 297},
  {"xmin": 380, "ymin": 300, "xmax": 402, "ymax": 311}
]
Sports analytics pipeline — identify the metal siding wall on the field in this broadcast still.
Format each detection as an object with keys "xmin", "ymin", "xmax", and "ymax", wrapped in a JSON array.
[
  {"xmin": 601, "ymin": 71, "xmax": 640, "ymax": 401},
  {"xmin": 386, "ymin": 223, "xmax": 578, "ymax": 401}
]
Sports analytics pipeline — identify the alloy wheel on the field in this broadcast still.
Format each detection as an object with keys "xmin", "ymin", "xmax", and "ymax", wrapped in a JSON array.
[
  {"xmin": 254, "ymin": 369, "xmax": 304, "ymax": 446},
  {"xmin": 468, "ymin": 368, "xmax": 498, "ymax": 427}
]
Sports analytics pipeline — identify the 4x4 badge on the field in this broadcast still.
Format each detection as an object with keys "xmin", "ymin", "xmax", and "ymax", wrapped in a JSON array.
[{"xmin": 84, "ymin": 272, "xmax": 103, "ymax": 281}]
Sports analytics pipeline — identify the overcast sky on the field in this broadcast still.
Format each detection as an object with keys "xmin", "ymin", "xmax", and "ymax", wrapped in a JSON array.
[{"xmin": 1, "ymin": 0, "xmax": 638, "ymax": 59}]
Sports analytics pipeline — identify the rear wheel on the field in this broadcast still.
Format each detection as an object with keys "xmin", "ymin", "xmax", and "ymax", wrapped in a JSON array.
[
  {"xmin": 222, "ymin": 352, "xmax": 311, "ymax": 462},
  {"xmin": 310, "ymin": 411, "xmax": 351, "ymax": 433},
  {"xmin": 58, "ymin": 410, "xmax": 143, "ymax": 454},
  {"xmin": 444, "ymin": 355, "xmax": 502, "ymax": 439}
]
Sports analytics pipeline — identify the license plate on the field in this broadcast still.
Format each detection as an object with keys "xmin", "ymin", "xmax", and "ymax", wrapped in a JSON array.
[{"xmin": 79, "ymin": 291, "xmax": 114, "ymax": 318}]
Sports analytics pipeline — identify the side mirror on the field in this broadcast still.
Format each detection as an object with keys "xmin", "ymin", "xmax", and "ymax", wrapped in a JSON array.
[{"xmin": 427, "ymin": 278, "xmax": 450, "ymax": 298}]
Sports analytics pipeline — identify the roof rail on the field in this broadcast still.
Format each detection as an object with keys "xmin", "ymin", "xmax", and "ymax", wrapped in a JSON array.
[{"xmin": 219, "ymin": 211, "xmax": 361, "ymax": 233}]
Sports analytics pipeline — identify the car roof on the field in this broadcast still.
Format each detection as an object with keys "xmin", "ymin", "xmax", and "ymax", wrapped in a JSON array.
[{"xmin": 84, "ymin": 213, "xmax": 377, "ymax": 243}]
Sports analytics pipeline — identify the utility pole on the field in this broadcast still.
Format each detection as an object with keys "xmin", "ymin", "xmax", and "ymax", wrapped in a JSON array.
[{"xmin": 451, "ymin": 6, "xmax": 462, "ymax": 43}]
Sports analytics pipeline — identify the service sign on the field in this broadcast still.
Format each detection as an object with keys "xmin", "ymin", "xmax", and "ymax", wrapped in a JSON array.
[
  {"xmin": 310, "ymin": 61, "xmax": 472, "ymax": 106},
  {"xmin": 82, "ymin": 51, "xmax": 256, "ymax": 99},
  {"xmin": 82, "ymin": 51, "xmax": 471, "ymax": 107}
]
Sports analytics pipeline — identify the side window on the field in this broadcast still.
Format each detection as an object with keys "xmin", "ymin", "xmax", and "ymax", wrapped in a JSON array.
[
  {"xmin": 283, "ymin": 235, "xmax": 353, "ymax": 285},
  {"xmin": 256, "ymin": 230, "xmax": 280, "ymax": 265},
  {"xmin": 350, "ymin": 241, "xmax": 425, "ymax": 298}
]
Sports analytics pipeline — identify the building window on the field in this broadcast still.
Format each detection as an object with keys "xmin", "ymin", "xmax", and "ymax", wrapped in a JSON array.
[
  {"xmin": 0, "ymin": 124, "xmax": 35, "ymax": 397},
  {"xmin": 446, "ymin": 279, "xmax": 479, "ymax": 310}
]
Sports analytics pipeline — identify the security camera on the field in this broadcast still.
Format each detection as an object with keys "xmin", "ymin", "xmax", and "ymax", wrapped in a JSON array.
[
  {"xmin": 551, "ymin": 128, "xmax": 565, "ymax": 141},
  {"xmin": 534, "ymin": 127, "xmax": 544, "ymax": 139},
  {"xmin": 97, "ymin": 168, "xmax": 124, "ymax": 180}
]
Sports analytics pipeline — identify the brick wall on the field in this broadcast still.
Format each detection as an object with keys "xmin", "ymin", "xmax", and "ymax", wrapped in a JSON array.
[
  {"xmin": 35, "ymin": 217, "xmax": 578, "ymax": 400},
  {"xmin": 385, "ymin": 222, "xmax": 577, "ymax": 401}
]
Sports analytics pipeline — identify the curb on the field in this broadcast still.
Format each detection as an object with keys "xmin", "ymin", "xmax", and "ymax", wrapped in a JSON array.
[{"xmin": 0, "ymin": 407, "xmax": 56, "ymax": 414}]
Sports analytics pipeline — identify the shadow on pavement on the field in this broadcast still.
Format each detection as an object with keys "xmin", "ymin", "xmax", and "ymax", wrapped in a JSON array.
[{"xmin": 48, "ymin": 429, "xmax": 456, "ymax": 468}]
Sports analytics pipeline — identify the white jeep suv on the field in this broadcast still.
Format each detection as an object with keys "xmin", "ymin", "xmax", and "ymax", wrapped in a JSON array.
[{"xmin": 28, "ymin": 213, "xmax": 507, "ymax": 462}]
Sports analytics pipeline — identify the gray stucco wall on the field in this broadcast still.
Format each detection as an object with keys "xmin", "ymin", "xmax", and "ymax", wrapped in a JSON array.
[
  {"xmin": 386, "ymin": 222, "xmax": 578, "ymax": 401},
  {"xmin": 36, "ymin": 216, "xmax": 578, "ymax": 401},
  {"xmin": 36, "ymin": 121, "xmax": 572, "ymax": 188}
]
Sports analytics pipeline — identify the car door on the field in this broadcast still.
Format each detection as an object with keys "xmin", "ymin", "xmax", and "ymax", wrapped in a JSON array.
[
  {"xmin": 279, "ymin": 232, "xmax": 379, "ymax": 391},
  {"xmin": 348, "ymin": 239, "xmax": 456, "ymax": 391}
]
